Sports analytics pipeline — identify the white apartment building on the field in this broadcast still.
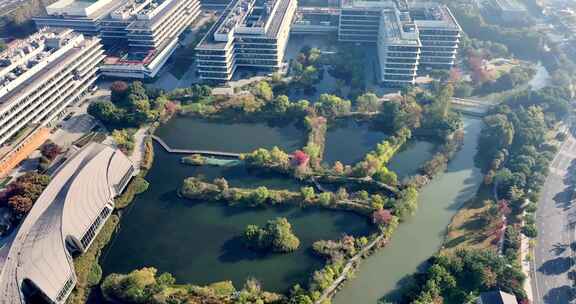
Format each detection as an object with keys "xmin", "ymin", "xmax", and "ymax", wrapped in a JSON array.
[
  {"xmin": 0, "ymin": 28, "xmax": 104, "ymax": 148},
  {"xmin": 34, "ymin": 0, "xmax": 201, "ymax": 79},
  {"xmin": 378, "ymin": 9, "xmax": 421, "ymax": 86},
  {"xmin": 409, "ymin": 2, "xmax": 461, "ymax": 69},
  {"xmin": 195, "ymin": 0, "xmax": 297, "ymax": 82}
]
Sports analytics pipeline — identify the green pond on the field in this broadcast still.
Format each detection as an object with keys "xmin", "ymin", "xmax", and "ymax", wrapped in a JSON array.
[
  {"xmin": 323, "ymin": 119, "xmax": 435, "ymax": 178},
  {"xmin": 100, "ymin": 151, "xmax": 372, "ymax": 292},
  {"xmin": 154, "ymin": 117, "xmax": 305, "ymax": 153},
  {"xmin": 99, "ymin": 116, "xmax": 468, "ymax": 299}
]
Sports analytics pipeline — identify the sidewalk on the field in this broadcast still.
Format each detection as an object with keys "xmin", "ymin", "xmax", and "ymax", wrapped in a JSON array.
[{"xmin": 521, "ymin": 231, "xmax": 534, "ymax": 302}]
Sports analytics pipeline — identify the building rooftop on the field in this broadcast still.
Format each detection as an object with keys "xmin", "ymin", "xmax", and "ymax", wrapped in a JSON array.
[
  {"xmin": 0, "ymin": 143, "xmax": 135, "ymax": 303},
  {"xmin": 46, "ymin": 0, "xmax": 125, "ymax": 18},
  {"xmin": 381, "ymin": 9, "xmax": 420, "ymax": 45},
  {"xmin": 408, "ymin": 2, "xmax": 461, "ymax": 30},
  {"xmin": 479, "ymin": 290, "xmax": 519, "ymax": 304},
  {"xmin": 493, "ymin": 0, "xmax": 527, "ymax": 12},
  {"xmin": 196, "ymin": 0, "xmax": 291, "ymax": 50},
  {"xmin": 0, "ymin": 28, "xmax": 97, "ymax": 112},
  {"xmin": 341, "ymin": 0, "xmax": 395, "ymax": 9}
]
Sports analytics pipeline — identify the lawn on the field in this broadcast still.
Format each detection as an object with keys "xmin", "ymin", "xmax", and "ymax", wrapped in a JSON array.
[{"xmin": 442, "ymin": 184, "xmax": 499, "ymax": 253}]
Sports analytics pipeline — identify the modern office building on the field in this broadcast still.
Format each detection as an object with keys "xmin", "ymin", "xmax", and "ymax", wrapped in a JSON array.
[
  {"xmin": 335, "ymin": 0, "xmax": 460, "ymax": 85},
  {"xmin": 490, "ymin": 0, "xmax": 529, "ymax": 22},
  {"xmin": 378, "ymin": 9, "xmax": 421, "ymax": 85},
  {"xmin": 338, "ymin": 1, "xmax": 394, "ymax": 43},
  {"xmin": 408, "ymin": 2, "xmax": 461, "ymax": 69},
  {"xmin": 34, "ymin": 0, "xmax": 201, "ymax": 78},
  {"xmin": 195, "ymin": 0, "xmax": 297, "ymax": 82},
  {"xmin": 0, "ymin": 143, "xmax": 135, "ymax": 304},
  {"xmin": 0, "ymin": 28, "xmax": 104, "ymax": 149}
]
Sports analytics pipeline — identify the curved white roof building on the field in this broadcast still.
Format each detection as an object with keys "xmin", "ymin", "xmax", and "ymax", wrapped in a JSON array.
[{"xmin": 0, "ymin": 143, "xmax": 135, "ymax": 304}]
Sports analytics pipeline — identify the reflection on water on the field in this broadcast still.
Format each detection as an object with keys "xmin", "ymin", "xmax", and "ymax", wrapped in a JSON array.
[
  {"xmin": 101, "ymin": 119, "xmax": 373, "ymax": 292},
  {"xmin": 333, "ymin": 117, "xmax": 484, "ymax": 304}
]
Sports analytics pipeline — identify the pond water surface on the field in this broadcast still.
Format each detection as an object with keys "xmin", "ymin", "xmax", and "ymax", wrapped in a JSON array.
[
  {"xmin": 323, "ymin": 120, "xmax": 435, "ymax": 178},
  {"xmin": 100, "ymin": 116, "xmax": 453, "ymax": 297},
  {"xmin": 101, "ymin": 120, "xmax": 374, "ymax": 292},
  {"xmin": 333, "ymin": 116, "xmax": 484, "ymax": 304}
]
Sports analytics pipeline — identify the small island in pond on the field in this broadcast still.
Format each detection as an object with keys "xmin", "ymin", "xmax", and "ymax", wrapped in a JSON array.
[{"xmin": 243, "ymin": 217, "xmax": 300, "ymax": 253}]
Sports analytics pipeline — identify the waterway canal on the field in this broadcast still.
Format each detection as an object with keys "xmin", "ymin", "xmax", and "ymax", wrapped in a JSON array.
[{"xmin": 333, "ymin": 116, "xmax": 484, "ymax": 304}]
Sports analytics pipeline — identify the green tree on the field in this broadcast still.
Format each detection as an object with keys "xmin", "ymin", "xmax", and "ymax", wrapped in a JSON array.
[
  {"xmin": 318, "ymin": 192, "xmax": 333, "ymax": 206},
  {"xmin": 250, "ymin": 186, "xmax": 270, "ymax": 205},
  {"xmin": 300, "ymin": 186, "xmax": 315, "ymax": 203},
  {"xmin": 356, "ymin": 93, "xmax": 381, "ymax": 113}
]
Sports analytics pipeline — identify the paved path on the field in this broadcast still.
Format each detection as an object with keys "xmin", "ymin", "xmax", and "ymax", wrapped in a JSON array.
[
  {"xmin": 533, "ymin": 130, "xmax": 576, "ymax": 304},
  {"xmin": 151, "ymin": 135, "xmax": 241, "ymax": 158}
]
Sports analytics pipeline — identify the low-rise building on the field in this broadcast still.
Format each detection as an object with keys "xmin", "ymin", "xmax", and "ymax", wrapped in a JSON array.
[
  {"xmin": 477, "ymin": 290, "xmax": 519, "ymax": 304},
  {"xmin": 490, "ymin": 0, "xmax": 529, "ymax": 22},
  {"xmin": 0, "ymin": 142, "xmax": 135, "ymax": 304},
  {"xmin": 0, "ymin": 28, "xmax": 104, "ymax": 149},
  {"xmin": 195, "ymin": 0, "xmax": 297, "ymax": 82}
]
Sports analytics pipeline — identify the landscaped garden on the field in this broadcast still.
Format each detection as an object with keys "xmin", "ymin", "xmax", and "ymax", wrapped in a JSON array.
[{"xmin": 88, "ymin": 73, "xmax": 470, "ymax": 304}]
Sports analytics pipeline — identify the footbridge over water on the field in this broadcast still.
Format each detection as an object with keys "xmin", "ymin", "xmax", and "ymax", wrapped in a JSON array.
[
  {"xmin": 151, "ymin": 135, "xmax": 242, "ymax": 158},
  {"xmin": 451, "ymin": 97, "xmax": 493, "ymax": 118}
]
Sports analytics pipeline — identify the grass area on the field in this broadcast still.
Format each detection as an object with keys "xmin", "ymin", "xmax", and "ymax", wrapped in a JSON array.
[
  {"xmin": 114, "ymin": 176, "xmax": 150, "ymax": 209},
  {"xmin": 442, "ymin": 185, "xmax": 498, "ymax": 253},
  {"xmin": 67, "ymin": 215, "xmax": 120, "ymax": 304}
]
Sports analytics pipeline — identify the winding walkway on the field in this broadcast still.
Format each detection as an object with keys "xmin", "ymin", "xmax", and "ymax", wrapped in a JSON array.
[{"xmin": 151, "ymin": 135, "xmax": 241, "ymax": 158}]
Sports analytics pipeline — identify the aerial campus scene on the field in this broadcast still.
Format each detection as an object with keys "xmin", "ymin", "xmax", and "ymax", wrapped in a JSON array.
[{"xmin": 0, "ymin": 0, "xmax": 575, "ymax": 303}]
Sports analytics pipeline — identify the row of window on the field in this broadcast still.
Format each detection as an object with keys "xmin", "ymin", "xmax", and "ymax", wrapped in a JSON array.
[
  {"xmin": 56, "ymin": 276, "xmax": 75, "ymax": 302},
  {"xmin": 80, "ymin": 206, "xmax": 112, "ymax": 249}
]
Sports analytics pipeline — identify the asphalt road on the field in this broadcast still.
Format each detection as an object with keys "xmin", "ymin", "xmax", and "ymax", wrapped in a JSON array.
[{"xmin": 533, "ymin": 132, "xmax": 576, "ymax": 304}]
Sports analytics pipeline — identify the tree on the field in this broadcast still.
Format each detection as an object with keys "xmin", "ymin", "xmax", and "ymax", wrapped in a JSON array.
[
  {"xmin": 335, "ymin": 187, "xmax": 349, "ymax": 201},
  {"xmin": 270, "ymin": 95, "xmax": 291, "ymax": 113},
  {"xmin": 374, "ymin": 167, "xmax": 398, "ymax": 185},
  {"xmin": 479, "ymin": 114, "xmax": 514, "ymax": 162},
  {"xmin": 213, "ymin": 178, "xmax": 229, "ymax": 192},
  {"xmin": 371, "ymin": 194, "xmax": 386, "ymax": 210},
  {"xmin": 250, "ymin": 186, "xmax": 269, "ymax": 205},
  {"xmin": 243, "ymin": 217, "xmax": 300, "ymax": 253},
  {"xmin": 112, "ymin": 129, "xmax": 135, "ymax": 154},
  {"xmin": 110, "ymin": 81, "xmax": 129, "ymax": 103},
  {"xmin": 291, "ymin": 150, "xmax": 310, "ymax": 168},
  {"xmin": 8, "ymin": 195, "xmax": 33, "ymax": 217},
  {"xmin": 372, "ymin": 209, "xmax": 392, "ymax": 226},
  {"xmin": 40, "ymin": 140, "xmax": 62, "ymax": 160},
  {"xmin": 332, "ymin": 161, "xmax": 345, "ymax": 175},
  {"xmin": 314, "ymin": 94, "xmax": 351, "ymax": 117},
  {"xmin": 318, "ymin": 192, "xmax": 333, "ymax": 206},
  {"xmin": 356, "ymin": 93, "xmax": 381, "ymax": 113},
  {"xmin": 300, "ymin": 187, "xmax": 315, "ymax": 203},
  {"xmin": 251, "ymin": 81, "xmax": 273, "ymax": 102}
]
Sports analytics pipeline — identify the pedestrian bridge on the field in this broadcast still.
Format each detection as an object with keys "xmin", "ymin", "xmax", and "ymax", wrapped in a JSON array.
[{"xmin": 151, "ymin": 135, "xmax": 242, "ymax": 158}]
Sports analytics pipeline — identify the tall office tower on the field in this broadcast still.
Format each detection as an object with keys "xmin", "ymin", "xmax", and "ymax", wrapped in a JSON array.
[
  {"xmin": 378, "ymin": 9, "xmax": 421, "ymax": 86},
  {"xmin": 0, "ymin": 28, "xmax": 104, "ymax": 148},
  {"xmin": 408, "ymin": 2, "xmax": 461, "ymax": 70},
  {"xmin": 195, "ymin": 0, "xmax": 297, "ymax": 83}
]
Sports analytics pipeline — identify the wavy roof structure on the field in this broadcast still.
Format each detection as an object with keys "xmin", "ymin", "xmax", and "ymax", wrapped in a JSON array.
[{"xmin": 0, "ymin": 143, "xmax": 135, "ymax": 304}]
